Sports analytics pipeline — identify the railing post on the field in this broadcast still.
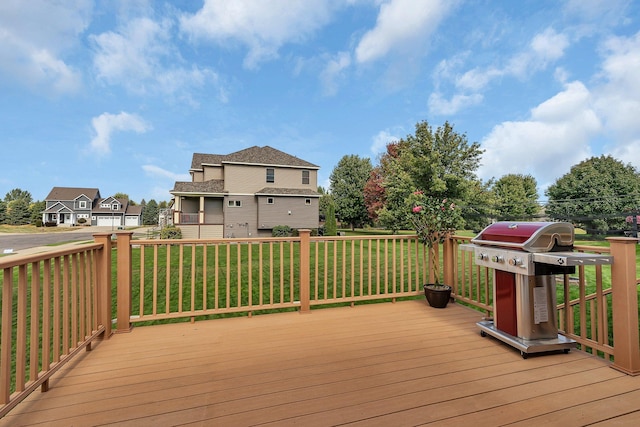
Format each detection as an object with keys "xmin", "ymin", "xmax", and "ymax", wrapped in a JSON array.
[
  {"xmin": 607, "ymin": 237, "xmax": 640, "ymax": 375},
  {"xmin": 443, "ymin": 236, "xmax": 455, "ymax": 290},
  {"xmin": 115, "ymin": 231, "xmax": 134, "ymax": 333},
  {"xmin": 299, "ymin": 229, "xmax": 311, "ymax": 313},
  {"xmin": 93, "ymin": 233, "xmax": 113, "ymax": 339}
]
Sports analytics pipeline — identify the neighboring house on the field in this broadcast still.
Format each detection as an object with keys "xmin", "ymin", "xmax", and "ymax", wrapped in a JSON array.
[
  {"xmin": 43, "ymin": 187, "xmax": 143, "ymax": 227},
  {"xmin": 170, "ymin": 146, "xmax": 320, "ymax": 238}
]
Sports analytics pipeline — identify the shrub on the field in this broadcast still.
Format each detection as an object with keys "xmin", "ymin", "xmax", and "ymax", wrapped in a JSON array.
[
  {"xmin": 160, "ymin": 225, "xmax": 182, "ymax": 239},
  {"xmin": 34, "ymin": 218, "xmax": 44, "ymax": 227},
  {"xmin": 272, "ymin": 225, "xmax": 293, "ymax": 237}
]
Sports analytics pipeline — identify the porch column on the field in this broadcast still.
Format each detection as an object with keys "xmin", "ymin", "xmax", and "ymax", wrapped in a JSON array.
[
  {"xmin": 607, "ymin": 237, "xmax": 640, "ymax": 375},
  {"xmin": 199, "ymin": 196, "xmax": 205, "ymax": 224},
  {"xmin": 115, "ymin": 231, "xmax": 134, "ymax": 333}
]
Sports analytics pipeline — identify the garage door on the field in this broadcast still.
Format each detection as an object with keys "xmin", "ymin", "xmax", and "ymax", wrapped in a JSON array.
[
  {"xmin": 125, "ymin": 216, "xmax": 139, "ymax": 226},
  {"xmin": 97, "ymin": 216, "xmax": 121, "ymax": 227}
]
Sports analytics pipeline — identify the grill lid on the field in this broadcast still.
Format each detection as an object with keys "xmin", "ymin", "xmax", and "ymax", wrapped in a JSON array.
[{"xmin": 471, "ymin": 221, "xmax": 574, "ymax": 253}]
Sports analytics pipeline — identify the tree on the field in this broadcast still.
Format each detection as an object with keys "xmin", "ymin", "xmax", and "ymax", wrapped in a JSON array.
[
  {"xmin": 546, "ymin": 155, "xmax": 640, "ymax": 233},
  {"xmin": 324, "ymin": 202, "xmax": 337, "ymax": 236},
  {"xmin": 492, "ymin": 174, "xmax": 539, "ymax": 221},
  {"xmin": 6, "ymin": 198, "xmax": 31, "ymax": 225},
  {"xmin": 5, "ymin": 188, "xmax": 32, "ymax": 204},
  {"xmin": 460, "ymin": 179, "xmax": 496, "ymax": 232},
  {"xmin": 375, "ymin": 121, "xmax": 483, "ymax": 232},
  {"xmin": 317, "ymin": 186, "xmax": 333, "ymax": 221},
  {"xmin": 363, "ymin": 167, "xmax": 385, "ymax": 223},
  {"xmin": 329, "ymin": 155, "xmax": 373, "ymax": 230},
  {"xmin": 0, "ymin": 200, "xmax": 6, "ymax": 224},
  {"xmin": 142, "ymin": 199, "xmax": 159, "ymax": 225},
  {"xmin": 113, "ymin": 192, "xmax": 134, "ymax": 204},
  {"xmin": 29, "ymin": 200, "xmax": 46, "ymax": 225}
]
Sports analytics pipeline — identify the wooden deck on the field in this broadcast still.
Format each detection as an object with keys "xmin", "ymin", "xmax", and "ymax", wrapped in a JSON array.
[{"xmin": 2, "ymin": 300, "xmax": 640, "ymax": 426}]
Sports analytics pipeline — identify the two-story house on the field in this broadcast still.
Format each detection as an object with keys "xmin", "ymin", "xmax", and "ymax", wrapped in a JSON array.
[
  {"xmin": 43, "ymin": 187, "xmax": 142, "ymax": 227},
  {"xmin": 170, "ymin": 146, "xmax": 320, "ymax": 238}
]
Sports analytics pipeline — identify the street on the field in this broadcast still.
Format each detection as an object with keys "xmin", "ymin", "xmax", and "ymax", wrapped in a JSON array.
[{"xmin": 0, "ymin": 226, "xmax": 147, "ymax": 253}]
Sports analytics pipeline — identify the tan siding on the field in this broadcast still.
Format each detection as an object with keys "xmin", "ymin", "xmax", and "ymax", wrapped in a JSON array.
[
  {"xmin": 178, "ymin": 225, "xmax": 199, "ymax": 239},
  {"xmin": 224, "ymin": 165, "xmax": 263, "ymax": 192},
  {"xmin": 199, "ymin": 225, "xmax": 223, "ymax": 238},
  {"xmin": 225, "ymin": 165, "xmax": 317, "ymax": 193},
  {"xmin": 203, "ymin": 165, "xmax": 223, "ymax": 181},
  {"xmin": 192, "ymin": 171, "xmax": 204, "ymax": 182}
]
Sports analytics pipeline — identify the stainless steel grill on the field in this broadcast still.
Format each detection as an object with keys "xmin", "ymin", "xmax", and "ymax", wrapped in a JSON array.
[{"xmin": 461, "ymin": 221, "xmax": 613, "ymax": 357}]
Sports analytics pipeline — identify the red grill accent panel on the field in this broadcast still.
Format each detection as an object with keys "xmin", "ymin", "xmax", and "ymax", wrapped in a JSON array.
[{"xmin": 478, "ymin": 222, "xmax": 548, "ymax": 244}]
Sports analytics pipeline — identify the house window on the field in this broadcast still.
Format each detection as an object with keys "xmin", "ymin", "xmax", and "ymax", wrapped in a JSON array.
[
  {"xmin": 101, "ymin": 203, "xmax": 110, "ymax": 208},
  {"xmin": 112, "ymin": 204, "xmax": 119, "ymax": 210},
  {"xmin": 228, "ymin": 200, "xmax": 242, "ymax": 207},
  {"xmin": 302, "ymin": 170, "xmax": 309, "ymax": 185},
  {"xmin": 266, "ymin": 168, "xmax": 275, "ymax": 183},
  {"xmin": 79, "ymin": 200, "xmax": 87, "ymax": 209},
  {"xmin": 267, "ymin": 198, "xmax": 274, "ymax": 204},
  {"xmin": 305, "ymin": 198, "xmax": 311, "ymax": 205}
]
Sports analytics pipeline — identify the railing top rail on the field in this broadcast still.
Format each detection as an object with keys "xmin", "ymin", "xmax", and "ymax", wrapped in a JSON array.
[
  {"xmin": 0, "ymin": 242, "xmax": 103, "ymax": 269},
  {"xmin": 311, "ymin": 234, "xmax": 418, "ymax": 242},
  {"xmin": 574, "ymin": 244, "xmax": 611, "ymax": 254},
  {"xmin": 134, "ymin": 236, "xmax": 303, "ymax": 246}
]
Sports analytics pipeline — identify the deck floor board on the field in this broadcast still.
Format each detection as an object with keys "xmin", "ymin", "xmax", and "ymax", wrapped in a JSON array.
[{"xmin": 2, "ymin": 300, "xmax": 639, "ymax": 426}]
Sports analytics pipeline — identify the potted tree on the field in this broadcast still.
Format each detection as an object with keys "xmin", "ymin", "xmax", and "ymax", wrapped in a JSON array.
[{"xmin": 407, "ymin": 190, "xmax": 460, "ymax": 308}]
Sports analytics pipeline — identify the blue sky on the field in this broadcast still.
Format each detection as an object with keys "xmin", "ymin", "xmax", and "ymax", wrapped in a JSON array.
[{"xmin": 1, "ymin": 0, "xmax": 639, "ymax": 204}]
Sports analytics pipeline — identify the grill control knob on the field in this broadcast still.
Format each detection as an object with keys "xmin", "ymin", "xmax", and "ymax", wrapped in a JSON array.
[
  {"xmin": 477, "ymin": 253, "xmax": 488, "ymax": 261},
  {"xmin": 491, "ymin": 255, "xmax": 504, "ymax": 263},
  {"xmin": 508, "ymin": 258, "xmax": 523, "ymax": 266}
]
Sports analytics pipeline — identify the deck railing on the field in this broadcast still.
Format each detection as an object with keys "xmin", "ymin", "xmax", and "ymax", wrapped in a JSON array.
[
  {"xmin": 0, "ymin": 233, "xmax": 113, "ymax": 418},
  {"xmin": 120, "ymin": 231, "xmax": 428, "ymax": 327},
  {"xmin": 2, "ymin": 229, "xmax": 639, "ymax": 418}
]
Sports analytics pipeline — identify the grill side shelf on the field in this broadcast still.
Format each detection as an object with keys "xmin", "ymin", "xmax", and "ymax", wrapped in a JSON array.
[{"xmin": 532, "ymin": 252, "xmax": 613, "ymax": 266}]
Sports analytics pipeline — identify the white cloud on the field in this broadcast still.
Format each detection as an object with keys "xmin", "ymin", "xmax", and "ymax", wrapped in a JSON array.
[
  {"xmin": 0, "ymin": 0, "xmax": 90, "ymax": 94},
  {"xmin": 355, "ymin": 0, "xmax": 455, "ymax": 64},
  {"xmin": 90, "ymin": 112, "xmax": 151, "ymax": 156},
  {"xmin": 180, "ymin": 0, "xmax": 335, "ymax": 69},
  {"xmin": 478, "ymin": 81, "xmax": 601, "ymax": 191},
  {"xmin": 593, "ymin": 31, "xmax": 640, "ymax": 169},
  {"xmin": 91, "ymin": 16, "xmax": 222, "ymax": 102},
  {"xmin": 428, "ymin": 92, "xmax": 483, "ymax": 115},
  {"xmin": 430, "ymin": 27, "xmax": 570, "ymax": 115},
  {"xmin": 320, "ymin": 51, "xmax": 352, "ymax": 96},
  {"xmin": 142, "ymin": 165, "xmax": 190, "ymax": 182}
]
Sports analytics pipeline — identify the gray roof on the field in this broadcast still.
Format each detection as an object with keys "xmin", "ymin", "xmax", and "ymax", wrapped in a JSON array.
[
  {"xmin": 191, "ymin": 146, "xmax": 319, "ymax": 170},
  {"xmin": 172, "ymin": 180, "xmax": 225, "ymax": 194},
  {"xmin": 45, "ymin": 187, "xmax": 100, "ymax": 201},
  {"xmin": 256, "ymin": 187, "xmax": 320, "ymax": 197},
  {"xmin": 190, "ymin": 153, "xmax": 225, "ymax": 170}
]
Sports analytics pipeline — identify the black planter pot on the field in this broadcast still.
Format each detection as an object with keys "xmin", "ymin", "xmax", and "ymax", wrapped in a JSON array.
[{"xmin": 423, "ymin": 284, "xmax": 452, "ymax": 308}]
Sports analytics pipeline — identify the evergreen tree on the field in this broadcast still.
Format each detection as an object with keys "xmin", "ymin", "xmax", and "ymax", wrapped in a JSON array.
[
  {"xmin": 329, "ymin": 155, "xmax": 372, "ymax": 230},
  {"xmin": 143, "ymin": 199, "xmax": 160, "ymax": 225}
]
